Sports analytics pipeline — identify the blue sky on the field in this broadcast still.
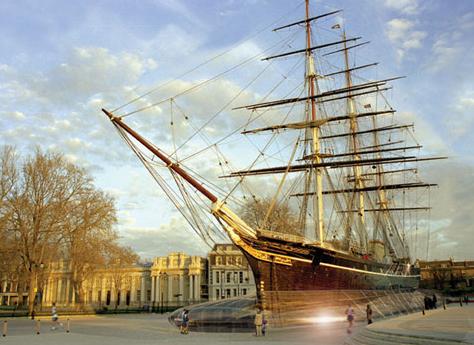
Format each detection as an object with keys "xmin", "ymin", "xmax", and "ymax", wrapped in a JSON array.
[{"xmin": 1, "ymin": 0, "xmax": 473, "ymax": 260}]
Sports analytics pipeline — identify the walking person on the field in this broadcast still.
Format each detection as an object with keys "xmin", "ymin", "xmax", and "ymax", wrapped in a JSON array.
[
  {"xmin": 345, "ymin": 304, "xmax": 354, "ymax": 334},
  {"xmin": 254, "ymin": 309, "xmax": 263, "ymax": 336},
  {"xmin": 366, "ymin": 304, "xmax": 373, "ymax": 325},
  {"xmin": 51, "ymin": 302, "xmax": 61, "ymax": 330},
  {"xmin": 432, "ymin": 294, "xmax": 437, "ymax": 309},
  {"xmin": 180, "ymin": 309, "xmax": 189, "ymax": 334}
]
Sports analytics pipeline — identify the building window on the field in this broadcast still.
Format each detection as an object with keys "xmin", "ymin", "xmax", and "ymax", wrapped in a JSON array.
[
  {"xmin": 226, "ymin": 272, "xmax": 231, "ymax": 283},
  {"xmin": 216, "ymin": 288, "xmax": 219, "ymax": 299},
  {"xmin": 106, "ymin": 291, "xmax": 111, "ymax": 305},
  {"xmin": 226, "ymin": 289, "xmax": 231, "ymax": 298},
  {"xmin": 233, "ymin": 288, "xmax": 237, "ymax": 297},
  {"xmin": 137, "ymin": 290, "xmax": 141, "ymax": 301},
  {"xmin": 210, "ymin": 271, "xmax": 213, "ymax": 285},
  {"xmin": 88, "ymin": 290, "xmax": 92, "ymax": 303},
  {"xmin": 226, "ymin": 256, "xmax": 232, "ymax": 265},
  {"xmin": 216, "ymin": 271, "xmax": 220, "ymax": 284},
  {"xmin": 117, "ymin": 291, "xmax": 121, "ymax": 305},
  {"xmin": 236, "ymin": 257, "xmax": 242, "ymax": 265},
  {"xmin": 242, "ymin": 288, "xmax": 247, "ymax": 296},
  {"xmin": 97, "ymin": 290, "xmax": 102, "ymax": 303},
  {"xmin": 239, "ymin": 272, "xmax": 243, "ymax": 284},
  {"xmin": 216, "ymin": 256, "xmax": 222, "ymax": 265},
  {"xmin": 147, "ymin": 290, "xmax": 151, "ymax": 301}
]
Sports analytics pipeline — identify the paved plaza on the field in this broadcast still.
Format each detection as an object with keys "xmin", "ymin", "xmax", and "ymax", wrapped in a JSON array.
[
  {"xmin": 349, "ymin": 304, "xmax": 474, "ymax": 344},
  {"xmin": 0, "ymin": 312, "xmax": 360, "ymax": 345},
  {"xmin": 2, "ymin": 305, "xmax": 473, "ymax": 344}
]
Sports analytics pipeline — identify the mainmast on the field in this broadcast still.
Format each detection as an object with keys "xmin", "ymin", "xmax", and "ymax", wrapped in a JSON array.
[
  {"xmin": 305, "ymin": 0, "xmax": 325, "ymax": 246},
  {"xmin": 342, "ymin": 29, "xmax": 367, "ymax": 251}
]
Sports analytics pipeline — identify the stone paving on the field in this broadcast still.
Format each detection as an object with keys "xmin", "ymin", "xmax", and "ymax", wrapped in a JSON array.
[
  {"xmin": 348, "ymin": 304, "xmax": 474, "ymax": 345},
  {"xmin": 0, "ymin": 312, "xmax": 360, "ymax": 345},
  {"xmin": 2, "ymin": 305, "xmax": 473, "ymax": 345}
]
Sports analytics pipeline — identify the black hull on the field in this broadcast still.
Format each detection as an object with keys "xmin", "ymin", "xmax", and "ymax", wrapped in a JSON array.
[{"xmin": 236, "ymin": 236, "xmax": 419, "ymax": 299}]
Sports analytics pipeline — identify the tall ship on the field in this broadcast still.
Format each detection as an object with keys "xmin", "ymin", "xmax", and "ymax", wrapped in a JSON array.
[{"xmin": 101, "ymin": 1, "xmax": 444, "ymax": 307}]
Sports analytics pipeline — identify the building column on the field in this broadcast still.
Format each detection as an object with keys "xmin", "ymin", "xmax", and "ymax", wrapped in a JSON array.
[
  {"xmin": 178, "ymin": 275, "xmax": 184, "ymax": 303},
  {"xmin": 156, "ymin": 276, "xmax": 160, "ymax": 304},
  {"xmin": 151, "ymin": 276, "xmax": 156, "ymax": 305},
  {"xmin": 47, "ymin": 278, "xmax": 53, "ymax": 304},
  {"xmin": 189, "ymin": 275, "xmax": 194, "ymax": 303},
  {"xmin": 65, "ymin": 278, "xmax": 71, "ymax": 305},
  {"xmin": 57, "ymin": 278, "xmax": 63, "ymax": 304},
  {"xmin": 167, "ymin": 276, "xmax": 173, "ymax": 305},
  {"xmin": 195, "ymin": 274, "xmax": 200, "ymax": 302},
  {"xmin": 140, "ymin": 276, "xmax": 146, "ymax": 304},
  {"xmin": 131, "ymin": 276, "xmax": 136, "ymax": 305},
  {"xmin": 102, "ymin": 277, "xmax": 107, "ymax": 305}
]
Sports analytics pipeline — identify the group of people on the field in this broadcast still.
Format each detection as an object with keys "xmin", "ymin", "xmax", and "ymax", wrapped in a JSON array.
[
  {"xmin": 424, "ymin": 294, "xmax": 438, "ymax": 310},
  {"xmin": 254, "ymin": 309, "xmax": 267, "ymax": 336},
  {"xmin": 345, "ymin": 304, "xmax": 373, "ymax": 334}
]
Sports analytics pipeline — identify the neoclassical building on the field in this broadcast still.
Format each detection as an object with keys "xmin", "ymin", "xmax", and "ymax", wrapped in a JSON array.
[
  {"xmin": 208, "ymin": 244, "xmax": 256, "ymax": 301},
  {"xmin": 0, "ymin": 246, "xmax": 256, "ymax": 310},
  {"xmin": 150, "ymin": 252, "xmax": 207, "ymax": 309},
  {"xmin": 42, "ymin": 260, "xmax": 152, "ymax": 309},
  {"xmin": 419, "ymin": 259, "xmax": 474, "ymax": 289}
]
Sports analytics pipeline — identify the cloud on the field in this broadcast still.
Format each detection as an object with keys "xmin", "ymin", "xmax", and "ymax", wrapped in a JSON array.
[
  {"xmin": 386, "ymin": 18, "xmax": 427, "ymax": 61},
  {"xmin": 396, "ymin": 111, "xmax": 449, "ymax": 155},
  {"xmin": 153, "ymin": 0, "xmax": 205, "ymax": 29},
  {"xmin": 119, "ymin": 217, "xmax": 213, "ymax": 259},
  {"xmin": 444, "ymin": 90, "xmax": 474, "ymax": 144},
  {"xmin": 418, "ymin": 160, "xmax": 474, "ymax": 260},
  {"xmin": 384, "ymin": 0, "xmax": 420, "ymax": 15}
]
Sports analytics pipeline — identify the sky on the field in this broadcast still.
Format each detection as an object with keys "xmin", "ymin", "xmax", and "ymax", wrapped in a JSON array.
[{"xmin": 0, "ymin": 0, "xmax": 473, "ymax": 261}]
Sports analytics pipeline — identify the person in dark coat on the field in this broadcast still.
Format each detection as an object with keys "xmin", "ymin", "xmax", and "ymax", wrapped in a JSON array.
[
  {"xmin": 366, "ymin": 304, "xmax": 373, "ymax": 324},
  {"xmin": 432, "ymin": 294, "xmax": 437, "ymax": 309},
  {"xmin": 424, "ymin": 295, "xmax": 430, "ymax": 310}
]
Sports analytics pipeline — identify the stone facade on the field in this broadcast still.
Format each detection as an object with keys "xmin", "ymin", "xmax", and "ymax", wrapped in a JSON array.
[
  {"xmin": 0, "ymin": 246, "xmax": 255, "ymax": 309},
  {"xmin": 150, "ymin": 252, "xmax": 207, "ymax": 309},
  {"xmin": 208, "ymin": 244, "xmax": 256, "ymax": 301},
  {"xmin": 419, "ymin": 259, "xmax": 474, "ymax": 289},
  {"xmin": 0, "ymin": 260, "xmax": 152, "ymax": 309}
]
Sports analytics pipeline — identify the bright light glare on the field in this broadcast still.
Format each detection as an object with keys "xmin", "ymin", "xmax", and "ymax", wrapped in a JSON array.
[{"xmin": 305, "ymin": 316, "xmax": 346, "ymax": 324}]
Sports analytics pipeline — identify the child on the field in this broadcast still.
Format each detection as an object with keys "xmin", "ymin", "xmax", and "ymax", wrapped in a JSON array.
[{"xmin": 345, "ymin": 304, "xmax": 354, "ymax": 334}]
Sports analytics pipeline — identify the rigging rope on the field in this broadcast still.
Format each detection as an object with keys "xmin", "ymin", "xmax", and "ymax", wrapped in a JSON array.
[{"xmin": 111, "ymin": 1, "xmax": 305, "ymax": 113}]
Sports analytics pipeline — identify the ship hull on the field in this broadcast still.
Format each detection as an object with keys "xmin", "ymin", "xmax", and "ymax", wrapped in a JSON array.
[
  {"xmin": 236, "ymin": 235, "xmax": 419, "ymax": 299},
  {"xmin": 243, "ymin": 251, "xmax": 419, "ymax": 292}
]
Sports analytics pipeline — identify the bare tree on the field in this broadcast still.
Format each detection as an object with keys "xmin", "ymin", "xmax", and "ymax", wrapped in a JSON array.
[
  {"xmin": 1, "ymin": 148, "xmax": 122, "ymax": 313},
  {"xmin": 240, "ymin": 197, "xmax": 302, "ymax": 236},
  {"xmin": 104, "ymin": 244, "xmax": 139, "ymax": 309},
  {"xmin": 64, "ymin": 188, "xmax": 117, "ymax": 307},
  {"xmin": 0, "ymin": 147, "xmax": 18, "ymax": 277},
  {"xmin": 1, "ymin": 146, "xmax": 141, "ymax": 312}
]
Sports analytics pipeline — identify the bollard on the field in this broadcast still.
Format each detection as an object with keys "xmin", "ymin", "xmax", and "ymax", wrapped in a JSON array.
[
  {"xmin": 2, "ymin": 320, "xmax": 7, "ymax": 337},
  {"xmin": 36, "ymin": 319, "xmax": 41, "ymax": 335},
  {"xmin": 66, "ymin": 318, "xmax": 70, "ymax": 333},
  {"xmin": 422, "ymin": 309, "xmax": 425, "ymax": 315}
]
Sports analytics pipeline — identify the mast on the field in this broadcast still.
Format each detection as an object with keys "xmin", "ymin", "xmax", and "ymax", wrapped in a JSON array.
[
  {"xmin": 305, "ymin": 0, "xmax": 325, "ymax": 246},
  {"xmin": 342, "ymin": 29, "xmax": 367, "ymax": 251}
]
